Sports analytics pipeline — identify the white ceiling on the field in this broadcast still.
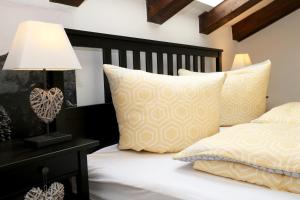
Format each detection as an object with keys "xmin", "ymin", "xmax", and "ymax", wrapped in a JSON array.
[{"xmin": 195, "ymin": 0, "xmax": 224, "ymax": 7}]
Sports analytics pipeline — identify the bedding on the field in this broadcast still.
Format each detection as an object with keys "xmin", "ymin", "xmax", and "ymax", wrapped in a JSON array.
[
  {"xmin": 174, "ymin": 123, "xmax": 300, "ymax": 193},
  {"xmin": 103, "ymin": 64, "xmax": 225, "ymax": 153},
  {"xmin": 87, "ymin": 141, "xmax": 300, "ymax": 200},
  {"xmin": 252, "ymin": 102, "xmax": 300, "ymax": 124},
  {"xmin": 178, "ymin": 60, "xmax": 271, "ymax": 126}
]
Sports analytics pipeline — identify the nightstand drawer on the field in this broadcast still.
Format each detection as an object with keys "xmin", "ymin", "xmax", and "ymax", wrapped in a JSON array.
[
  {"xmin": 0, "ymin": 152, "xmax": 78, "ymax": 198},
  {"xmin": 0, "ymin": 139, "xmax": 98, "ymax": 200}
]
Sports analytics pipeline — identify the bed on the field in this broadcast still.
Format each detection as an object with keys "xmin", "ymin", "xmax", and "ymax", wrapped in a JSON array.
[
  {"xmin": 88, "ymin": 144, "xmax": 300, "ymax": 200},
  {"xmin": 56, "ymin": 29, "xmax": 300, "ymax": 199}
]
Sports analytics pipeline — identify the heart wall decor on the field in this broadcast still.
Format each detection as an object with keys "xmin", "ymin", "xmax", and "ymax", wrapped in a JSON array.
[
  {"xmin": 24, "ymin": 182, "xmax": 64, "ymax": 200},
  {"xmin": 30, "ymin": 87, "xmax": 64, "ymax": 124}
]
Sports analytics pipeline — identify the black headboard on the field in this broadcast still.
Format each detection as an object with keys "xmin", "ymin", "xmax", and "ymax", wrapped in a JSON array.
[{"xmin": 56, "ymin": 28, "xmax": 223, "ymax": 148}]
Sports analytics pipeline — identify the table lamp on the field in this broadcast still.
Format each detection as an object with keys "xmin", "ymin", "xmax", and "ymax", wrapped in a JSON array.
[
  {"xmin": 2, "ymin": 21, "xmax": 81, "ymax": 147},
  {"xmin": 231, "ymin": 53, "xmax": 252, "ymax": 70}
]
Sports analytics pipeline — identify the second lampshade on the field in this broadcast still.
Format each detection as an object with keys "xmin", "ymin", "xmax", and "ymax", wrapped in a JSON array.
[{"xmin": 231, "ymin": 53, "xmax": 252, "ymax": 70}]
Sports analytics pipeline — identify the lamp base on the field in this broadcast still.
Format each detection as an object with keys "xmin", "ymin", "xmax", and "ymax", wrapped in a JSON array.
[{"xmin": 24, "ymin": 132, "xmax": 72, "ymax": 148}]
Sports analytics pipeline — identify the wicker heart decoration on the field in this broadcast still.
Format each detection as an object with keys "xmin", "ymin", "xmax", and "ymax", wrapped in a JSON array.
[
  {"xmin": 24, "ymin": 182, "xmax": 64, "ymax": 200},
  {"xmin": 30, "ymin": 88, "xmax": 64, "ymax": 124}
]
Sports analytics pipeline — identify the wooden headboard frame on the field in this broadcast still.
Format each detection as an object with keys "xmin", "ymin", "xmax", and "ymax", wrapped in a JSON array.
[{"xmin": 57, "ymin": 29, "xmax": 223, "ymax": 148}]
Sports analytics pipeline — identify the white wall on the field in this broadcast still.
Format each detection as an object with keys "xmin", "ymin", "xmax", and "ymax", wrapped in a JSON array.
[
  {"xmin": 235, "ymin": 9, "xmax": 300, "ymax": 108},
  {"xmin": 1, "ymin": 0, "xmax": 298, "ymax": 109},
  {"xmin": 0, "ymin": 0, "xmax": 235, "ymax": 106}
]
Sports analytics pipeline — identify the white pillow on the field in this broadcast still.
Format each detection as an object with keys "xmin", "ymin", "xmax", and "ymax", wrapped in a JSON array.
[
  {"xmin": 104, "ymin": 64, "xmax": 225, "ymax": 153},
  {"xmin": 179, "ymin": 60, "xmax": 271, "ymax": 126}
]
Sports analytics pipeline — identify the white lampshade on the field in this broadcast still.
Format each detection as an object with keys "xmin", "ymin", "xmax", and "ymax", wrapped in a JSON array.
[
  {"xmin": 3, "ymin": 21, "xmax": 81, "ymax": 71},
  {"xmin": 231, "ymin": 53, "xmax": 252, "ymax": 70}
]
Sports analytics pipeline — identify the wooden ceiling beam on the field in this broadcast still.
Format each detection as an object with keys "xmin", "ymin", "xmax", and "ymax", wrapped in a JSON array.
[
  {"xmin": 49, "ymin": 0, "xmax": 84, "ymax": 7},
  {"xmin": 232, "ymin": 0, "xmax": 300, "ymax": 41},
  {"xmin": 199, "ymin": 0, "xmax": 262, "ymax": 34},
  {"xmin": 146, "ymin": 0, "xmax": 193, "ymax": 24}
]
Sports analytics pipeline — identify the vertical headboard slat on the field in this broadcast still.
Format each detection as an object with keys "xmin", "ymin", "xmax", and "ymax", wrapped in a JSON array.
[
  {"xmin": 200, "ymin": 56, "xmax": 205, "ymax": 72},
  {"xmin": 216, "ymin": 52, "xmax": 222, "ymax": 72},
  {"xmin": 176, "ymin": 55, "xmax": 182, "ymax": 75},
  {"xmin": 185, "ymin": 55, "xmax": 190, "ymax": 70},
  {"xmin": 103, "ymin": 48, "xmax": 112, "ymax": 103},
  {"xmin": 118, "ymin": 49, "xmax": 127, "ymax": 68},
  {"xmin": 146, "ymin": 52, "xmax": 153, "ymax": 73},
  {"xmin": 133, "ymin": 51, "xmax": 141, "ymax": 70},
  {"xmin": 157, "ymin": 53, "xmax": 164, "ymax": 74},
  {"xmin": 193, "ymin": 56, "xmax": 198, "ymax": 72},
  {"xmin": 167, "ymin": 53, "xmax": 174, "ymax": 75}
]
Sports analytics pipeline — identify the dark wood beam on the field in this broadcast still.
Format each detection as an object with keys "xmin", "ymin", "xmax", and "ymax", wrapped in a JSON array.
[
  {"xmin": 232, "ymin": 0, "xmax": 300, "ymax": 41},
  {"xmin": 146, "ymin": 0, "xmax": 193, "ymax": 24},
  {"xmin": 49, "ymin": 0, "xmax": 84, "ymax": 7},
  {"xmin": 199, "ymin": 0, "xmax": 262, "ymax": 34}
]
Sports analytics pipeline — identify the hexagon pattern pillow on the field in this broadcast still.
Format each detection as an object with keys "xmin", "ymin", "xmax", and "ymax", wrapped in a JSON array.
[
  {"xmin": 252, "ymin": 102, "xmax": 300, "ymax": 124},
  {"xmin": 103, "ymin": 65, "xmax": 225, "ymax": 153},
  {"xmin": 179, "ymin": 60, "xmax": 271, "ymax": 126}
]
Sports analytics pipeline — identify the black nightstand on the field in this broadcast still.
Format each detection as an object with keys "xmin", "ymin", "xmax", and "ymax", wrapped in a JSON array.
[{"xmin": 0, "ymin": 138, "xmax": 99, "ymax": 200}]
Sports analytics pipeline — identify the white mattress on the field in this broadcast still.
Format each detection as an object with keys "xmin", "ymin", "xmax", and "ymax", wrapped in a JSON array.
[{"xmin": 87, "ymin": 128, "xmax": 300, "ymax": 200}]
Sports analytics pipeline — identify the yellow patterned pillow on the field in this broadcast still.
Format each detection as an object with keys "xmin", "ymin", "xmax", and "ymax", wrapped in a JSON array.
[
  {"xmin": 174, "ymin": 122, "xmax": 300, "ymax": 193},
  {"xmin": 103, "ymin": 64, "xmax": 225, "ymax": 153},
  {"xmin": 194, "ymin": 160, "xmax": 300, "ymax": 194},
  {"xmin": 179, "ymin": 60, "xmax": 271, "ymax": 126},
  {"xmin": 252, "ymin": 102, "xmax": 300, "ymax": 124}
]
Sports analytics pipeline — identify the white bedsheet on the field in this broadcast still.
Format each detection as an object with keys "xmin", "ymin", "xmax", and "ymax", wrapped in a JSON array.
[{"xmin": 87, "ymin": 128, "xmax": 300, "ymax": 200}]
